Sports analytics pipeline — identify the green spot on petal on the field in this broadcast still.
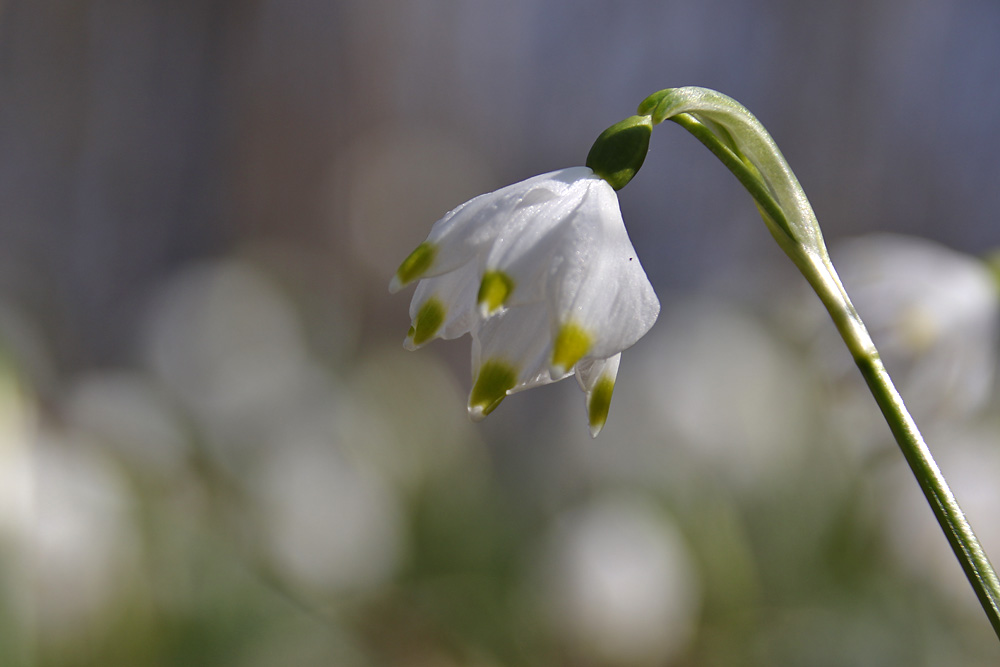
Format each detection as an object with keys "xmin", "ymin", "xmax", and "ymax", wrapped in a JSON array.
[
  {"xmin": 477, "ymin": 271, "xmax": 515, "ymax": 314},
  {"xmin": 395, "ymin": 242, "xmax": 436, "ymax": 287},
  {"xmin": 411, "ymin": 298, "xmax": 446, "ymax": 346},
  {"xmin": 552, "ymin": 322, "xmax": 592, "ymax": 372},
  {"xmin": 588, "ymin": 375, "xmax": 615, "ymax": 434},
  {"xmin": 469, "ymin": 360, "xmax": 518, "ymax": 417}
]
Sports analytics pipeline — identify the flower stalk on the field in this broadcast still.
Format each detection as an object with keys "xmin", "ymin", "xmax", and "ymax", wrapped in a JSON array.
[{"xmin": 644, "ymin": 86, "xmax": 1000, "ymax": 640}]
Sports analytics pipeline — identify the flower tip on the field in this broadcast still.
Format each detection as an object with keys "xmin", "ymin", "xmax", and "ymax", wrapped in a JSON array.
[
  {"xmin": 468, "ymin": 360, "xmax": 517, "ymax": 421},
  {"xmin": 477, "ymin": 271, "xmax": 515, "ymax": 318},
  {"xmin": 409, "ymin": 298, "xmax": 446, "ymax": 347},
  {"xmin": 551, "ymin": 322, "xmax": 592, "ymax": 376},
  {"xmin": 392, "ymin": 241, "xmax": 437, "ymax": 293},
  {"xmin": 586, "ymin": 375, "xmax": 615, "ymax": 438},
  {"xmin": 467, "ymin": 403, "xmax": 488, "ymax": 422},
  {"xmin": 548, "ymin": 362, "xmax": 574, "ymax": 380}
]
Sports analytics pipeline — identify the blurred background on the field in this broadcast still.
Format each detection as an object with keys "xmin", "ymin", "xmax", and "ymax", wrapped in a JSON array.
[{"xmin": 3, "ymin": 0, "xmax": 1000, "ymax": 665}]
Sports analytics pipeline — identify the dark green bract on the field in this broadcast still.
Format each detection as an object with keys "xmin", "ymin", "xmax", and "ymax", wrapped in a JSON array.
[{"xmin": 585, "ymin": 114, "xmax": 653, "ymax": 191}]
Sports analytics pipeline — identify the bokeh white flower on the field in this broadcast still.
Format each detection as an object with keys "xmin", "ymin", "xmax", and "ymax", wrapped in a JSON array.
[
  {"xmin": 619, "ymin": 298, "xmax": 815, "ymax": 487},
  {"xmin": 252, "ymin": 429, "xmax": 404, "ymax": 595},
  {"xmin": 390, "ymin": 166, "xmax": 659, "ymax": 436},
  {"xmin": 805, "ymin": 234, "xmax": 999, "ymax": 421},
  {"xmin": 32, "ymin": 433, "xmax": 140, "ymax": 640},
  {"xmin": 0, "ymin": 359, "xmax": 34, "ymax": 654},
  {"xmin": 536, "ymin": 495, "xmax": 700, "ymax": 665}
]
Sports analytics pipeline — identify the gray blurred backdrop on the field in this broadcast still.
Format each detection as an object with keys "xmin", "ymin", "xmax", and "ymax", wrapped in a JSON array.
[
  {"xmin": 5, "ymin": 0, "xmax": 999, "ymax": 371},
  {"xmin": 3, "ymin": 1, "xmax": 1000, "ymax": 665}
]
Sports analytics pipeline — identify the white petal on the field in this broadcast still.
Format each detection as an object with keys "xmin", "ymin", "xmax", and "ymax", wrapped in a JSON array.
[
  {"xmin": 480, "ymin": 170, "xmax": 598, "ymax": 305},
  {"xmin": 548, "ymin": 179, "xmax": 660, "ymax": 359},
  {"xmin": 473, "ymin": 302, "xmax": 557, "ymax": 389},
  {"xmin": 404, "ymin": 260, "xmax": 481, "ymax": 350},
  {"xmin": 468, "ymin": 302, "xmax": 572, "ymax": 420},
  {"xmin": 576, "ymin": 354, "xmax": 621, "ymax": 393},
  {"xmin": 422, "ymin": 168, "xmax": 595, "ymax": 280},
  {"xmin": 576, "ymin": 354, "xmax": 621, "ymax": 437}
]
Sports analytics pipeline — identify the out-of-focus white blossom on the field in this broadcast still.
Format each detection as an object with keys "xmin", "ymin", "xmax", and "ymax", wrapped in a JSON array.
[
  {"xmin": 837, "ymin": 235, "xmax": 998, "ymax": 416},
  {"xmin": 536, "ymin": 495, "xmax": 700, "ymax": 665},
  {"xmin": 595, "ymin": 299, "xmax": 814, "ymax": 488},
  {"xmin": 32, "ymin": 434, "xmax": 139, "ymax": 639},
  {"xmin": 0, "ymin": 360, "xmax": 33, "ymax": 548},
  {"xmin": 65, "ymin": 371, "xmax": 188, "ymax": 479},
  {"xmin": 143, "ymin": 261, "xmax": 311, "ymax": 428},
  {"xmin": 0, "ymin": 361, "xmax": 34, "ymax": 655},
  {"xmin": 142, "ymin": 260, "xmax": 320, "ymax": 474},
  {"xmin": 252, "ymin": 429, "xmax": 404, "ymax": 595},
  {"xmin": 391, "ymin": 167, "xmax": 659, "ymax": 436}
]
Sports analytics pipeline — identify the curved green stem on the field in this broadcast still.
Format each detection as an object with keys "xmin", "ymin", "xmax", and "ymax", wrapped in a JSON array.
[
  {"xmin": 803, "ymin": 249, "xmax": 1000, "ymax": 641},
  {"xmin": 649, "ymin": 87, "xmax": 1000, "ymax": 640}
]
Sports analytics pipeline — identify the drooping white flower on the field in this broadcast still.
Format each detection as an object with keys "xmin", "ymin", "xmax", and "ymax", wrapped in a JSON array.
[{"xmin": 390, "ymin": 166, "xmax": 659, "ymax": 436}]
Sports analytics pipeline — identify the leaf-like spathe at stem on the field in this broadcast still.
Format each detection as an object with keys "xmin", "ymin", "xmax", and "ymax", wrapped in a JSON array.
[{"xmin": 641, "ymin": 87, "xmax": 827, "ymax": 268}]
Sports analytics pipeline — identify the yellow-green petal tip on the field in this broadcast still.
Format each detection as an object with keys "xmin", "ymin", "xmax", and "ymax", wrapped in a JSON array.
[
  {"xmin": 551, "ymin": 322, "xmax": 592, "ymax": 375},
  {"xmin": 468, "ymin": 359, "xmax": 517, "ymax": 420},
  {"xmin": 391, "ymin": 241, "xmax": 436, "ymax": 292},
  {"xmin": 406, "ymin": 298, "xmax": 446, "ymax": 348},
  {"xmin": 477, "ymin": 270, "xmax": 515, "ymax": 316},
  {"xmin": 587, "ymin": 375, "xmax": 615, "ymax": 437}
]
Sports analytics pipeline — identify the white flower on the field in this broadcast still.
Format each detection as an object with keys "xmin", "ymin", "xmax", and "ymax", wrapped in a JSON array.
[
  {"xmin": 795, "ymin": 234, "xmax": 999, "ymax": 421},
  {"xmin": 536, "ymin": 495, "xmax": 700, "ymax": 664},
  {"xmin": 837, "ymin": 234, "xmax": 999, "ymax": 416},
  {"xmin": 390, "ymin": 166, "xmax": 659, "ymax": 436}
]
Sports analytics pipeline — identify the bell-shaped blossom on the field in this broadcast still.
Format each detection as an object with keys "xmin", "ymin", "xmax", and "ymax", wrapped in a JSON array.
[{"xmin": 390, "ymin": 167, "xmax": 659, "ymax": 436}]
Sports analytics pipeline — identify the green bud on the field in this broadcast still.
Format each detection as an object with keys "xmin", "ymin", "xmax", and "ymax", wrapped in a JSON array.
[{"xmin": 586, "ymin": 114, "xmax": 653, "ymax": 191}]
